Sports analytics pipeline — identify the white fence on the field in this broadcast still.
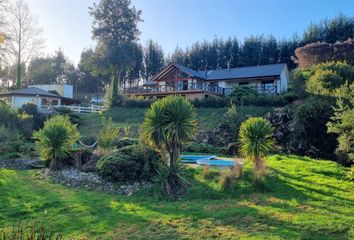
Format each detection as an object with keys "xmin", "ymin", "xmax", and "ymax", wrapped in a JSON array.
[
  {"xmin": 64, "ymin": 105, "xmax": 106, "ymax": 114},
  {"xmin": 41, "ymin": 105, "xmax": 106, "ymax": 114}
]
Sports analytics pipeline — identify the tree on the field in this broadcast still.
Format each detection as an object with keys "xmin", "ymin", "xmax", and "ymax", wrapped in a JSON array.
[
  {"xmin": 144, "ymin": 40, "xmax": 164, "ymax": 80},
  {"xmin": 89, "ymin": 0, "xmax": 142, "ymax": 107},
  {"xmin": 239, "ymin": 117, "xmax": 274, "ymax": 184},
  {"xmin": 142, "ymin": 96, "xmax": 197, "ymax": 196},
  {"xmin": 3, "ymin": 0, "xmax": 44, "ymax": 88},
  {"xmin": 327, "ymin": 98, "xmax": 354, "ymax": 166},
  {"xmin": 240, "ymin": 35, "xmax": 263, "ymax": 66}
]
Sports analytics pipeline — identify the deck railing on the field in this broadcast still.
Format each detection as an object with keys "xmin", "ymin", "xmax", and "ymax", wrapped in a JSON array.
[
  {"xmin": 124, "ymin": 84, "xmax": 278, "ymax": 96},
  {"xmin": 124, "ymin": 82, "xmax": 226, "ymax": 96}
]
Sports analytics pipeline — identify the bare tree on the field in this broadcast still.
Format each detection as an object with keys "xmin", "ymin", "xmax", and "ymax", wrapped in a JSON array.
[{"xmin": 2, "ymin": 0, "xmax": 44, "ymax": 88}]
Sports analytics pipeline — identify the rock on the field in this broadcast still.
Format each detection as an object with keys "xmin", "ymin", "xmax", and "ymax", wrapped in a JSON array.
[
  {"xmin": 39, "ymin": 168, "xmax": 152, "ymax": 195},
  {"xmin": 0, "ymin": 159, "xmax": 44, "ymax": 170}
]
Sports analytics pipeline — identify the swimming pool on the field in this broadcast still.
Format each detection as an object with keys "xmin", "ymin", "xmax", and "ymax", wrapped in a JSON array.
[
  {"xmin": 181, "ymin": 155, "xmax": 239, "ymax": 168},
  {"xmin": 181, "ymin": 155, "xmax": 216, "ymax": 163}
]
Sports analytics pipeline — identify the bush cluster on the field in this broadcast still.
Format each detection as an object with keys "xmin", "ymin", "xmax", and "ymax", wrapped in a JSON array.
[
  {"xmin": 96, "ymin": 144, "xmax": 161, "ymax": 182},
  {"xmin": 183, "ymin": 142, "xmax": 225, "ymax": 154},
  {"xmin": 192, "ymin": 96, "xmax": 228, "ymax": 108}
]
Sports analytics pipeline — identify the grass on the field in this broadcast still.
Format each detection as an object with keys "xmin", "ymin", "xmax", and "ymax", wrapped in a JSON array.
[
  {"xmin": 79, "ymin": 106, "xmax": 273, "ymax": 138},
  {"xmin": 1, "ymin": 155, "xmax": 353, "ymax": 239}
]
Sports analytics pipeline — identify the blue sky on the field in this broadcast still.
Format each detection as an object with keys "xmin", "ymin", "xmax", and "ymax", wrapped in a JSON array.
[{"xmin": 26, "ymin": 0, "xmax": 354, "ymax": 64}]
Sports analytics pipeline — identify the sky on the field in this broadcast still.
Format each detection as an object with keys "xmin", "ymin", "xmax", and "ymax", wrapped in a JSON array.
[{"xmin": 25, "ymin": 0, "xmax": 354, "ymax": 65}]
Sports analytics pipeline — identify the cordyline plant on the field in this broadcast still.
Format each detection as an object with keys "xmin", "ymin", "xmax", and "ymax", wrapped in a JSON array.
[
  {"xmin": 238, "ymin": 117, "xmax": 274, "ymax": 185},
  {"xmin": 142, "ymin": 96, "xmax": 197, "ymax": 196},
  {"xmin": 33, "ymin": 115, "xmax": 79, "ymax": 171}
]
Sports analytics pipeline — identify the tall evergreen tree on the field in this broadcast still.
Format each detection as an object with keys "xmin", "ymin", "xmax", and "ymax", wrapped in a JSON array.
[
  {"xmin": 144, "ymin": 40, "xmax": 164, "ymax": 80},
  {"xmin": 89, "ymin": 0, "xmax": 142, "ymax": 107}
]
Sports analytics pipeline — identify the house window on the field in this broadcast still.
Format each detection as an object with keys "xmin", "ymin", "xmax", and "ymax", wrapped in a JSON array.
[{"xmin": 261, "ymin": 81, "xmax": 275, "ymax": 92}]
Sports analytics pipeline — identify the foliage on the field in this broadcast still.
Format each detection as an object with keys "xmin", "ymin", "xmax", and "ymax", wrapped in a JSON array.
[
  {"xmin": 89, "ymin": 0, "xmax": 142, "ymax": 107},
  {"xmin": 306, "ymin": 61, "xmax": 354, "ymax": 96},
  {"xmin": 111, "ymin": 137, "xmax": 138, "ymax": 149},
  {"xmin": 1, "ymin": 219, "xmax": 63, "ymax": 240},
  {"xmin": 219, "ymin": 168, "xmax": 238, "ymax": 191},
  {"xmin": 54, "ymin": 107, "xmax": 81, "ymax": 125},
  {"xmin": 2, "ymin": 0, "xmax": 44, "ymax": 87},
  {"xmin": 0, "ymin": 125, "xmax": 24, "ymax": 159},
  {"xmin": 97, "ymin": 116, "xmax": 120, "ymax": 150},
  {"xmin": 144, "ymin": 40, "xmax": 165, "ymax": 80},
  {"xmin": 0, "ymin": 101, "xmax": 18, "ymax": 128},
  {"xmin": 228, "ymin": 86, "xmax": 257, "ymax": 104},
  {"xmin": 122, "ymin": 96, "xmax": 153, "ymax": 108},
  {"xmin": 20, "ymin": 103, "xmax": 45, "ymax": 131},
  {"xmin": 97, "ymin": 144, "xmax": 161, "ymax": 182},
  {"xmin": 33, "ymin": 115, "xmax": 79, "ymax": 171},
  {"xmin": 183, "ymin": 142, "xmax": 225, "ymax": 155},
  {"xmin": 327, "ymin": 99, "xmax": 354, "ymax": 166},
  {"xmin": 290, "ymin": 69, "xmax": 308, "ymax": 97},
  {"xmin": 239, "ymin": 117, "xmax": 274, "ymax": 184},
  {"xmin": 291, "ymin": 96, "xmax": 337, "ymax": 159},
  {"xmin": 192, "ymin": 96, "xmax": 228, "ymax": 108},
  {"xmin": 142, "ymin": 96, "xmax": 197, "ymax": 196},
  {"xmin": 347, "ymin": 166, "xmax": 354, "ymax": 181},
  {"xmin": 201, "ymin": 166, "xmax": 220, "ymax": 180}
]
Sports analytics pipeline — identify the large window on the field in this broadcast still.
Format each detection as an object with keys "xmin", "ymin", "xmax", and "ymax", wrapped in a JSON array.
[
  {"xmin": 14, "ymin": 97, "xmax": 35, "ymax": 108},
  {"xmin": 261, "ymin": 81, "xmax": 275, "ymax": 92}
]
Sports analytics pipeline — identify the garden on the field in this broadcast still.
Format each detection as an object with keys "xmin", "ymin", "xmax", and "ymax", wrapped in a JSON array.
[{"xmin": 0, "ymin": 61, "xmax": 353, "ymax": 239}]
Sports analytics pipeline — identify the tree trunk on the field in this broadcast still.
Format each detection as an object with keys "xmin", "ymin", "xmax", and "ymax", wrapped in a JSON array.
[{"xmin": 110, "ymin": 67, "xmax": 118, "ymax": 107}]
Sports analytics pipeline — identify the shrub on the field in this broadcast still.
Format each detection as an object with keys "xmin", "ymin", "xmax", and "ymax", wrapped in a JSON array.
[
  {"xmin": 54, "ymin": 107, "xmax": 81, "ymax": 125},
  {"xmin": 291, "ymin": 96, "xmax": 337, "ymax": 159},
  {"xmin": 327, "ymin": 99, "xmax": 354, "ymax": 166},
  {"xmin": 228, "ymin": 86, "xmax": 257, "ymax": 104},
  {"xmin": 241, "ymin": 95, "xmax": 289, "ymax": 107},
  {"xmin": 0, "ymin": 101, "xmax": 18, "ymax": 128},
  {"xmin": 347, "ymin": 166, "xmax": 354, "ymax": 181},
  {"xmin": 290, "ymin": 69, "xmax": 308, "ymax": 98},
  {"xmin": 192, "ymin": 96, "xmax": 228, "ymax": 108},
  {"xmin": 202, "ymin": 166, "xmax": 220, "ymax": 180},
  {"xmin": 219, "ymin": 169, "xmax": 237, "ymax": 191},
  {"xmin": 122, "ymin": 96, "xmax": 153, "ymax": 108},
  {"xmin": 183, "ymin": 142, "xmax": 225, "ymax": 154},
  {"xmin": 111, "ymin": 137, "xmax": 139, "ymax": 149},
  {"xmin": 33, "ymin": 115, "xmax": 80, "ymax": 171},
  {"xmin": 97, "ymin": 117, "xmax": 120, "ymax": 150},
  {"xmin": 0, "ymin": 125, "xmax": 24, "ymax": 159},
  {"xmin": 97, "ymin": 144, "xmax": 162, "ymax": 182}
]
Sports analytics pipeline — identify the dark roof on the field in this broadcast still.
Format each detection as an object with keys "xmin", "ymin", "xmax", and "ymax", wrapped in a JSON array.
[
  {"xmin": 0, "ymin": 87, "xmax": 61, "ymax": 98},
  {"xmin": 202, "ymin": 63, "xmax": 287, "ymax": 81},
  {"xmin": 174, "ymin": 63, "xmax": 206, "ymax": 79},
  {"xmin": 154, "ymin": 63, "xmax": 287, "ymax": 82}
]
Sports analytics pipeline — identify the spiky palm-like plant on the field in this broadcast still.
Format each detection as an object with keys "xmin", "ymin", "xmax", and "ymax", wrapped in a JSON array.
[
  {"xmin": 142, "ymin": 96, "xmax": 197, "ymax": 195},
  {"xmin": 34, "ymin": 115, "xmax": 79, "ymax": 171},
  {"xmin": 239, "ymin": 117, "xmax": 274, "ymax": 182}
]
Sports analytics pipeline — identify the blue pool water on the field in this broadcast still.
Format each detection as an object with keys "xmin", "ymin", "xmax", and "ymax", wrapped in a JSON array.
[
  {"xmin": 196, "ymin": 159, "xmax": 236, "ymax": 167},
  {"xmin": 181, "ymin": 155, "xmax": 238, "ymax": 167},
  {"xmin": 181, "ymin": 155, "xmax": 215, "ymax": 163}
]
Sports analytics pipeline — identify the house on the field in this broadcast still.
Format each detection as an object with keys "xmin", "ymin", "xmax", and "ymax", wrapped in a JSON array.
[
  {"xmin": 124, "ymin": 63, "xmax": 289, "ymax": 100},
  {"xmin": 0, "ymin": 85, "xmax": 78, "ymax": 112}
]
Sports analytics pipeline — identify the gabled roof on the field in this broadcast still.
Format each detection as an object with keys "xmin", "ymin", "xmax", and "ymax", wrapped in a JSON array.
[
  {"xmin": 152, "ymin": 63, "xmax": 287, "ymax": 82},
  {"xmin": 0, "ymin": 87, "xmax": 61, "ymax": 98},
  {"xmin": 203, "ymin": 63, "xmax": 287, "ymax": 81}
]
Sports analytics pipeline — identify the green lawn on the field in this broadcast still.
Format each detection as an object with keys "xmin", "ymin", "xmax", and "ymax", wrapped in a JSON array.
[
  {"xmin": 1, "ymin": 155, "xmax": 353, "ymax": 239},
  {"xmin": 79, "ymin": 106, "xmax": 272, "ymax": 138}
]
